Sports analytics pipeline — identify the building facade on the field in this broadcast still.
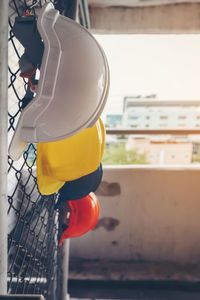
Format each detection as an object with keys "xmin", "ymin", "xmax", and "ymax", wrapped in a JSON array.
[{"xmin": 126, "ymin": 137, "xmax": 192, "ymax": 165}]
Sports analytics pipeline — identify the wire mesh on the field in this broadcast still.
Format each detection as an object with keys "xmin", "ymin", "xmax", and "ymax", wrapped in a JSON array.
[{"xmin": 7, "ymin": 1, "xmax": 62, "ymax": 299}]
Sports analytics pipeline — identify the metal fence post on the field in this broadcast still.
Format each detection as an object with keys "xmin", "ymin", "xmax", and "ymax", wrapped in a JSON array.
[
  {"xmin": 0, "ymin": 0, "xmax": 8, "ymax": 295},
  {"xmin": 61, "ymin": 240, "xmax": 70, "ymax": 300}
]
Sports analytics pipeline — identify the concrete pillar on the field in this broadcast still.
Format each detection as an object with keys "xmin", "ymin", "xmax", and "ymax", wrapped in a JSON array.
[
  {"xmin": 0, "ymin": 0, "xmax": 8, "ymax": 294},
  {"xmin": 61, "ymin": 240, "xmax": 70, "ymax": 300}
]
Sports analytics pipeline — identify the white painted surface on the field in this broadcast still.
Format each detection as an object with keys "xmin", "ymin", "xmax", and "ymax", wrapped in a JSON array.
[{"xmin": 70, "ymin": 166, "xmax": 200, "ymax": 264}]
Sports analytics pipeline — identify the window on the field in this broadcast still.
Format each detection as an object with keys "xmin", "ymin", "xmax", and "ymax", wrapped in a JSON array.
[
  {"xmin": 177, "ymin": 124, "xmax": 186, "ymax": 127},
  {"xmin": 129, "ymin": 116, "xmax": 139, "ymax": 120},
  {"xmin": 159, "ymin": 124, "xmax": 168, "ymax": 127}
]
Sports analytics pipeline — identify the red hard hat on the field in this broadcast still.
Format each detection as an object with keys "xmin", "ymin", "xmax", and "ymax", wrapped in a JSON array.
[{"xmin": 58, "ymin": 192, "xmax": 100, "ymax": 246}]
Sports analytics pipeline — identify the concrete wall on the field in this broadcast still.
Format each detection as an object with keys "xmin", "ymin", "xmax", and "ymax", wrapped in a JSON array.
[
  {"xmin": 70, "ymin": 166, "xmax": 200, "ymax": 264},
  {"xmin": 89, "ymin": 3, "xmax": 200, "ymax": 34}
]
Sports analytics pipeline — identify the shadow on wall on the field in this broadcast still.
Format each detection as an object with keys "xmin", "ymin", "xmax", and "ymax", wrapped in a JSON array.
[
  {"xmin": 94, "ymin": 217, "xmax": 120, "ymax": 231},
  {"xmin": 96, "ymin": 181, "xmax": 121, "ymax": 196}
]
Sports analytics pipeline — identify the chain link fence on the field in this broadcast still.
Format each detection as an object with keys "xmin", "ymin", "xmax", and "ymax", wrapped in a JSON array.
[{"xmin": 7, "ymin": 1, "xmax": 62, "ymax": 299}]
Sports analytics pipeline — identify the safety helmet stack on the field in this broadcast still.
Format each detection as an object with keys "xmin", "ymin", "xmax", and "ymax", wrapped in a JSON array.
[
  {"xmin": 8, "ymin": 3, "xmax": 109, "ymax": 243},
  {"xmin": 9, "ymin": 2, "xmax": 109, "ymax": 161}
]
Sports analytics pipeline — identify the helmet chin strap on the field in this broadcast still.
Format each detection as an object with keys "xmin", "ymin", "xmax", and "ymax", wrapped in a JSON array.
[
  {"xmin": 20, "ymin": 66, "xmax": 37, "ymax": 92},
  {"xmin": 12, "ymin": 13, "xmax": 44, "ymax": 68},
  {"xmin": 12, "ymin": 12, "xmax": 44, "ymax": 108}
]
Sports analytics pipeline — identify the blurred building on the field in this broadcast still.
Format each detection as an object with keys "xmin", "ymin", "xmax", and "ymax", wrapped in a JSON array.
[
  {"xmin": 122, "ymin": 97, "xmax": 200, "ymax": 129},
  {"xmin": 105, "ymin": 97, "xmax": 200, "ymax": 164},
  {"xmin": 126, "ymin": 137, "xmax": 192, "ymax": 165}
]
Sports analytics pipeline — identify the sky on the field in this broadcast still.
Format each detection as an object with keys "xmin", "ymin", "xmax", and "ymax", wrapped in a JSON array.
[{"xmin": 95, "ymin": 34, "xmax": 200, "ymax": 117}]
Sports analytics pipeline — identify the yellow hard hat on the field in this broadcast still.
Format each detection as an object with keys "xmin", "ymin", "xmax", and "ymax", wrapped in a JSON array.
[
  {"xmin": 36, "ymin": 151, "xmax": 65, "ymax": 195},
  {"xmin": 36, "ymin": 118, "xmax": 105, "ymax": 186}
]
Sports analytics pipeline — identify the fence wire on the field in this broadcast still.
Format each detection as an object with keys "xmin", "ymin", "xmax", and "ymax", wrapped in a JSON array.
[{"xmin": 7, "ymin": 1, "xmax": 62, "ymax": 299}]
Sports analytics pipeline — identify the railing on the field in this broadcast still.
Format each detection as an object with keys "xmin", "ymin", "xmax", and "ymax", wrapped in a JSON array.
[{"xmin": 107, "ymin": 129, "xmax": 200, "ymax": 135}]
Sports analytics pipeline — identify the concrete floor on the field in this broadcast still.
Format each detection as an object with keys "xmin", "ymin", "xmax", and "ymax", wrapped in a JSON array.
[
  {"xmin": 68, "ymin": 280, "xmax": 200, "ymax": 300},
  {"xmin": 69, "ymin": 260, "xmax": 200, "ymax": 299},
  {"xmin": 70, "ymin": 295, "xmax": 200, "ymax": 300},
  {"xmin": 70, "ymin": 292, "xmax": 200, "ymax": 299}
]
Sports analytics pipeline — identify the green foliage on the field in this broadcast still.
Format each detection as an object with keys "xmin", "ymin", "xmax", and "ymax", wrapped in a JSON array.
[
  {"xmin": 116, "ymin": 134, "xmax": 127, "ymax": 140},
  {"xmin": 103, "ymin": 143, "xmax": 149, "ymax": 165},
  {"xmin": 192, "ymin": 149, "xmax": 200, "ymax": 163}
]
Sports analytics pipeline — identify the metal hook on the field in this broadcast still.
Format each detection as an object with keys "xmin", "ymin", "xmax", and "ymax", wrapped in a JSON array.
[
  {"xmin": 23, "ymin": 0, "xmax": 40, "ymax": 12},
  {"xmin": 29, "ymin": 0, "xmax": 40, "ymax": 10}
]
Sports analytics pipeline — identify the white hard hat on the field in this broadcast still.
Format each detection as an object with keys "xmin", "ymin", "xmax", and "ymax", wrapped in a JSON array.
[{"xmin": 9, "ymin": 3, "xmax": 109, "ymax": 160}]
